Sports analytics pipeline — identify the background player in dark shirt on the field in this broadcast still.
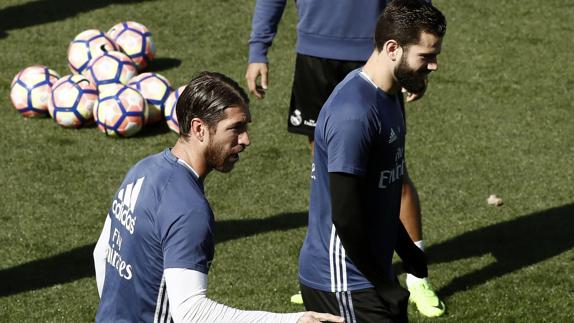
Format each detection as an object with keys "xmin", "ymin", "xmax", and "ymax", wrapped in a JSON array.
[{"xmin": 298, "ymin": 1, "xmax": 447, "ymax": 321}]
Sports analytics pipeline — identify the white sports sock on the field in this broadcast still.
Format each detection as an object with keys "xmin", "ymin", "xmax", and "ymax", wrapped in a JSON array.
[{"xmin": 414, "ymin": 240, "xmax": 425, "ymax": 251}]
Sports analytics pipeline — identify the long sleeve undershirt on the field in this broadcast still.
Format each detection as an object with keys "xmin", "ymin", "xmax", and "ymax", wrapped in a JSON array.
[
  {"xmin": 164, "ymin": 268, "xmax": 303, "ymax": 323},
  {"xmin": 93, "ymin": 215, "xmax": 304, "ymax": 323},
  {"xmin": 329, "ymin": 172, "xmax": 427, "ymax": 313}
]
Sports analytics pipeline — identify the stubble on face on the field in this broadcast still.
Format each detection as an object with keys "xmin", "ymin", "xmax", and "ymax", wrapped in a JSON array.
[
  {"xmin": 395, "ymin": 52, "xmax": 428, "ymax": 95},
  {"xmin": 205, "ymin": 129, "xmax": 234, "ymax": 173},
  {"xmin": 395, "ymin": 32, "xmax": 442, "ymax": 95},
  {"xmin": 204, "ymin": 105, "xmax": 250, "ymax": 173}
]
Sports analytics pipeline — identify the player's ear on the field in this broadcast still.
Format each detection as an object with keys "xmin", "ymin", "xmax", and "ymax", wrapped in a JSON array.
[
  {"xmin": 385, "ymin": 40, "xmax": 401, "ymax": 61},
  {"xmin": 190, "ymin": 118, "xmax": 207, "ymax": 142}
]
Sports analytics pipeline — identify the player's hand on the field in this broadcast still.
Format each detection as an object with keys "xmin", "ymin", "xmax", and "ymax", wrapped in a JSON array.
[
  {"xmin": 297, "ymin": 311, "xmax": 344, "ymax": 323},
  {"xmin": 403, "ymin": 86, "xmax": 426, "ymax": 102},
  {"xmin": 403, "ymin": 78, "xmax": 428, "ymax": 103},
  {"xmin": 245, "ymin": 62, "xmax": 268, "ymax": 99},
  {"xmin": 404, "ymin": 90, "xmax": 423, "ymax": 102}
]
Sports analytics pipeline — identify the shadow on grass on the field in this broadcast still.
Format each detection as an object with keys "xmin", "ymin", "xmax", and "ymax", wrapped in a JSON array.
[
  {"xmin": 0, "ymin": 0, "xmax": 151, "ymax": 39},
  {"xmin": 425, "ymin": 203, "xmax": 574, "ymax": 299},
  {"xmin": 0, "ymin": 244, "xmax": 95, "ymax": 297},
  {"xmin": 5, "ymin": 205, "xmax": 571, "ymax": 299},
  {"xmin": 215, "ymin": 211, "xmax": 307, "ymax": 243},
  {"xmin": 0, "ymin": 212, "xmax": 306, "ymax": 297},
  {"xmin": 133, "ymin": 120, "xmax": 173, "ymax": 138},
  {"xmin": 145, "ymin": 57, "xmax": 182, "ymax": 73}
]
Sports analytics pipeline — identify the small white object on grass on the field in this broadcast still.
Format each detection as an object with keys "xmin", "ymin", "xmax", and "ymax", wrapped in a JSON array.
[{"xmin": 487, "ymin": 194, "xmax": 503, "ymax": 206}]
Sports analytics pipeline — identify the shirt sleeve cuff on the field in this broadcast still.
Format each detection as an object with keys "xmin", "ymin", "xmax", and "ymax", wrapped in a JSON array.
[{"xmin": 248, "ymin": 42, "xmax": 269, "ymax": 63}]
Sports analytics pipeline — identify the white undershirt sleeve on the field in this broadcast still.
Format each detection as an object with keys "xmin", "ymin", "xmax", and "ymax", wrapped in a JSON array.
[
  {"xmin": 93, "ymin": 214, "xmax": 111, "ymax": 297},
  {"xmin": 165, "ymin": 268, "xmax": 304, "ymax": 323}
]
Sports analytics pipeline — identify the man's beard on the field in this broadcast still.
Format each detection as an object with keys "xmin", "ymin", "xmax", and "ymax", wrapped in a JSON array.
[
  {"xmin": 395, "ymin": 56, "xmax": 428, "ymax": 94},
  {"xmin": 206, "ymin": 138, "xmax": 234, "ymax": 173}
]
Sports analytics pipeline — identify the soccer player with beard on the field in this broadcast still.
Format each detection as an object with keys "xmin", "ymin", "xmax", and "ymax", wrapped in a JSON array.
[
  {"xmin": 298, "ymin": 1, "xmax": 447, "ymax": 321},
  {"xmin": 247, "ymin": 0, "xmax": 446, "ymax": 316},
  {"xmin": 93, "ymin": 71, "xmax": 343, "ymax": 323}
]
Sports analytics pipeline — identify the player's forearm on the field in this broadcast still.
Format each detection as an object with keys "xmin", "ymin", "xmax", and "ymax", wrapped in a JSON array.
[
  {"xmin": 248, "ymin": 0, "xmax": 288, "ymax": 63},
  {"xmin": 330, "ymin": 173, "xmax": 411, "ymax": 310},
  {"xmin": 175, "ymin": 297, "xmax": 303, "ymax": 323},
  {"xmin": 395, "ymin": 221, "xmax": 428, "ymax": 278},
  {"xmin": 93, "ymin": 215, "xmax": 111, "ymax": 297},
  {"xmin": 329, "ymin": 172, "xmax": 390, "ymax": 288},
  {"xmin": 165, "ymin": 268, "xmax": 303, "ymax": 323}
]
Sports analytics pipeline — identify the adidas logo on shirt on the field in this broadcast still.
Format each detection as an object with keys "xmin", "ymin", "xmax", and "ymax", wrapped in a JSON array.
[
  {"xmin": 388, "ymin": 128, "xmax": 397, "ymax": 144},
  {"xmin": 111, "ymin": 177, "xmax": 145, "ymax": 234}
]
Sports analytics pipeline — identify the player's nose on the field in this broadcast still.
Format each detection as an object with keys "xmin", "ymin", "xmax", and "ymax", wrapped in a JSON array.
[{"xmin": 239, "ymin": 131, "xmax": 250, "ymax": 147}]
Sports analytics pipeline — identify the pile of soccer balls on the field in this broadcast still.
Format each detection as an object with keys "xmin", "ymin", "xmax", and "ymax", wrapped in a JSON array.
[{"xmin": 9, "ymin": 22, "xmax": 184, "ymax": 137}]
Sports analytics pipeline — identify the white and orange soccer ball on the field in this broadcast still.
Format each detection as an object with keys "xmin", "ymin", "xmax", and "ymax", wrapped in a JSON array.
[
  {"xmin": 48, "ymin": 74, "xmax": 98, "ymax": 128},
  {"xmin": 84, "ymin": 50, "xmax": 137, "ymax": 90},
  {"xmin": 10, "ymin": 65, "xmax": 60, "ymax": 117},
  {"xmin": 127, "ymin": 72, "xmax": 172, "ymax": 125},
  {"xmin": 67, "ymin": 29, "xmax": 118, "ymax": 74},
  {"xmin": 94, "ymin": 84, "xmax": 148, "ymax": 137},
  {"xmin": 163, "ymin": 85, "xmax": 186, "ymax": 133},
  {"xmin": 107, "ymin": 21, "xmax": 156, "ymax": 71}
]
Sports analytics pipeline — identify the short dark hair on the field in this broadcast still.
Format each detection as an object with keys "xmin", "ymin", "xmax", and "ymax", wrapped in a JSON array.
[
  {"xmin": 374, "ymin": 0, "xmax": 446, "ymax": 51},
  {"xmin": 176, "ymin": 71, "xmax": 249, "ymax": 139}
]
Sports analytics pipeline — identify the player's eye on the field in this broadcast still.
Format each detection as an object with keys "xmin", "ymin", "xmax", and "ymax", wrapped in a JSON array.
[
  {"xmin": 231, "ymin": 123, "xmax": 247, "ymax": 133},
  {"xmin": 421, "ymin": 53, "xmax": 438, "ymax": 61}
]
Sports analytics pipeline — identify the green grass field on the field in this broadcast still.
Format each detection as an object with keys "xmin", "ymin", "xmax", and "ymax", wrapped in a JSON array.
[{"xmin": 1, "ymin": 0, "xmax": 573, "ymax": 322}]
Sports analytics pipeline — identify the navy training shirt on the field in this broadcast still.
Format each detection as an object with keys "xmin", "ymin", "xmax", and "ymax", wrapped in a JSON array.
[
  {"xmin": 299, "ymin": 69, "xmax": 406, "ymax": 292},
  {"xmin": 96, "ymin": 149, "xmax": 214, "ymax": 323}
]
